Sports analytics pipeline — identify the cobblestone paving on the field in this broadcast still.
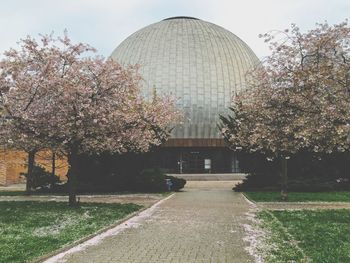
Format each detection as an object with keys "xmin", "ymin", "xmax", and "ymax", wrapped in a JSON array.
[{"xmin": 55, "ymin": 182, "xmax": 253, "ymax": 263}]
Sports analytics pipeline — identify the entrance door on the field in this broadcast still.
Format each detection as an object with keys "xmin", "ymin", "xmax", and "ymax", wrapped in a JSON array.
[{"xmin": 180, "ymin": 151, "xmax": 205, "ymax": 173}]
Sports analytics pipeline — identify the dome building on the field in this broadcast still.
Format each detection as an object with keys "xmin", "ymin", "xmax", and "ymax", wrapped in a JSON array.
[{"xmin": 111, "ymin": 17, "xmax": 259, "ymax": 173}]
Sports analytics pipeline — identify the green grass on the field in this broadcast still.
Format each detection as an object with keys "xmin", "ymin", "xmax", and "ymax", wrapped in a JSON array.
[
  {"xmin": 259, "ymin": 209, "xmax": 350, "ymax": 262},
  {"xmin": 0, "ymin": 201, "xmax": 142, "ymax": 263},
  {"xmin": 245, "ymin": 191, "xmax": 350, "ymax": 202},
  {"xmin": 0, "ymin": 191, "xmax": 27, "ymax": 196}
]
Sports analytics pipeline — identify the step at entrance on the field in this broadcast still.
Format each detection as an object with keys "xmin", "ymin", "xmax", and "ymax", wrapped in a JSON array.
[{"xmin": 167, "ymin": 173, "xmax": 247, "ymax": 181}]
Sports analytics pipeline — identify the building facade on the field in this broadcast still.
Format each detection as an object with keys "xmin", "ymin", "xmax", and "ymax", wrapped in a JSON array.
[
  {"xmin": 0, "ymin": 17, "xmax": 259, "ymax": 184},
  {"xmin": 0, "ymin": 149, "xmax": 67, "ymax": 186},
  {"xmin": 111, "ymin": 16, "xmax": 259, "ymax": 173}
]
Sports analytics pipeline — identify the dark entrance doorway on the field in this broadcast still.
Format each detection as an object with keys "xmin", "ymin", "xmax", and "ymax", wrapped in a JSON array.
[
  {"xmin": 180, "ymin": 151, "xmax": 206, "ymax": 173},
  {"xmin": 149, "ymin": 147, "xmax": 240, "ymax": 173}
]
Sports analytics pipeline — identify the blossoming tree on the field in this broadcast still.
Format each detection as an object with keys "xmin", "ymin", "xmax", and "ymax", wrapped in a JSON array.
[
  {"xmin": 0, "ymin": 33, "xmax": 180, "ymax": 206},
  {"xmin": 221, "ymin": 21, "xmax": 350, "ymax": 200}
]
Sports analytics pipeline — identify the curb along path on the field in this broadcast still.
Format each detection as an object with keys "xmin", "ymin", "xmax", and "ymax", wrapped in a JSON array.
[{"xmin": 45, "ymin": 182, "xmax": 253, "ymax": 263}]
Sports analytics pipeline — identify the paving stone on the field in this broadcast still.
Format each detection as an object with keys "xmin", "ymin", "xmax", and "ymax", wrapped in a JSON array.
[{"xmin": 57, "ymin": 182, "xmax": 253, "ymax": 263}]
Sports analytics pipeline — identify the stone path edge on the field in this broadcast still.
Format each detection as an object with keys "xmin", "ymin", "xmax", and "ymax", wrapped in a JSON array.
[
  {"xmin": 241, "ymin": 193, "xmax": 350, "ymax": 207},
  {"xmin": 259, "ymin": 201, "xmax": 350, "ymax": 204},
  {"xmin": 32, "ymin": 193, "xmax": 175, "ymax": 263},
  {"xmin": 241, "ymin": 192, "xmax": 257, "ymax": 206}
]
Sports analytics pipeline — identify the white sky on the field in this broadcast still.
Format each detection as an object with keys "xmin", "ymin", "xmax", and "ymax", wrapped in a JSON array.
[{"xmin": 0, "ymin": 0, "xmax": 349, "ymax": 60}]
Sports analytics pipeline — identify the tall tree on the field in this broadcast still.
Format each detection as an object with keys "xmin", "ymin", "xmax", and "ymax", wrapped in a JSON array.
[
  {"xmin": 221, "ymin": 21, "xmax": 350, "ymax": 200},
  {"xmin": 0, "ymin": 33, "xmax": 180, "ymax": 206}
]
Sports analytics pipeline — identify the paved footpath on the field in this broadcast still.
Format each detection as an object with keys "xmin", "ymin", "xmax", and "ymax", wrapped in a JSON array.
[{"xmin": 50, "ymin": 181, "xmax": 253, "ymax": 263}]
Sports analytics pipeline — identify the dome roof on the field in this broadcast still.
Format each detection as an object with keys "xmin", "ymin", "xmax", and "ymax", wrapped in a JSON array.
[{"xmin": 111, "ymin": 17, "xmax": 259, "ymax": 139}]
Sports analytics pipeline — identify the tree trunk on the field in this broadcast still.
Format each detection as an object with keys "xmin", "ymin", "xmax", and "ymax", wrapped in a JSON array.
[
  {"xmin": 25, "ymin": 150, "xmax": 36, "ymax": 195},
  {"xmin": 280, "ymin": 157, "xmax": 288, "ymax": 201},
  {"xmin": 67, "ymin": 147, "xmax": 79, "ymax": 207},
  {"xmin": 51, "ymin": 152, "xmax": 56, "ymax": 177},
  {"xmin": 51, "ymin": 151, "xmax": 56, "ymax": 189}
]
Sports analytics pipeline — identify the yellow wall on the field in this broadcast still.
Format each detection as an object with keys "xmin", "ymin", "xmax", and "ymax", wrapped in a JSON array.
[
  {"xmin": 0, "ymin": 160, "xmax": 6, "ymax": 185},
  {"xmin": 0, "ymin": 150, "xmax": 68, "ymax": 186}
]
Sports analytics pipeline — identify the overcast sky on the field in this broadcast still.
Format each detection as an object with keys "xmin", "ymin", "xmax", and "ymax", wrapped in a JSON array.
[{"xmin": 0, "ymin": 0, "xmax": 349, "ymax": 60}]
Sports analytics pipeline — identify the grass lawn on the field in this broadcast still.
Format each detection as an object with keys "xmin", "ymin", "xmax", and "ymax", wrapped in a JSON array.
[
  {"xmin": 259, "ymin": 209, "xmax": 350, "ymax": 262},
  {"xmin": 245, "ymin": 191, "xmax": 350, "ymax": 202},
  {"xmin": 0, "ymin": 191, "xmax": 27, "ymax": 196},
  {"xmin": 0, "ymin": 201, "xmax": 142, "ymax": 263}
]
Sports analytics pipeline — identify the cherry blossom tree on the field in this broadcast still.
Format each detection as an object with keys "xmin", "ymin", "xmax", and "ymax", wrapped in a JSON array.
[
  {"xmin": 221, "ymin": 21, "xmax": 350, "ymax": 200},
  {"xmin": 0, "ymin": 33, "xmax": 180, "ymax": 206}
]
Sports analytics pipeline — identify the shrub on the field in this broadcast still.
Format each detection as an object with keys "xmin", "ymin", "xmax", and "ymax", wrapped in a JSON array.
[
  {"xmin": 39, "ymin": 153, "xmax": 188, "ymax": 193},
  {"xmin": 165, "ymin": 175, "xmax": 186, "ymax": 191},
  {"xmin": 234, "ymin": 152, "xmax": 350, "ymax": 192},
  {"xmin": 21, "ymin": 165, "xmax": 60, "ymax": 189},
  {"xmin": 135, "ymin": 168, "xmax": 167, "ymax": 192}
]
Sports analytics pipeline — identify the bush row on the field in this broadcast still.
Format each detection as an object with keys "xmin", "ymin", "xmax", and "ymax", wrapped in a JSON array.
[
  {"xmin": 31, "ymin": 153, "xmax": 186, "ymax": 193},
  {"xmin": 234, "ymin": 152, "xmax": 350, "ymax": 192}
]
